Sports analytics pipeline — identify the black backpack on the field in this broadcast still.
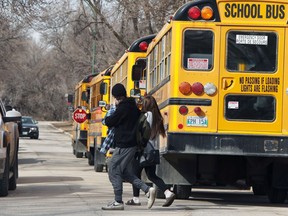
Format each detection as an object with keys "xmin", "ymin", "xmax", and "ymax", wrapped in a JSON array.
[{"xmin": 136, "ymin": 112, "xmax": 151, "ymax": 152}]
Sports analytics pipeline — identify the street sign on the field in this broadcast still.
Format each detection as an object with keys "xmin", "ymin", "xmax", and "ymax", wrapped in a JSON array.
[{"xmin": 72, "ymin": 108, "xmax": 87, "ymax": 123}]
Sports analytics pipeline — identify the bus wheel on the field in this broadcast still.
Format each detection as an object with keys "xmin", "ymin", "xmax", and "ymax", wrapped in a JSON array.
[
  {"xmin": 173, "ymin": 185, "xmax": 191, "ymax": 199},
  {"xmin": 252, "ymin": 183, "xmax": 267, "ymax": 196},
  {"xmin": 155, "ymin": 186, "xmax": 165, "ymax": 199},
  {"xmin": 75, "ymin": 151, "xmax": 83, "ymax": 158},
  {"xmin": 0, "ymin": 148, "xmax": 9, "ymax": 197},
  {"xmin": 267, "ymin": 187, "xmax": 287, "ymax": 203},
  {"xmin": 95, "ymin": 164, "xmax": 103, "ymax": 172},
  {"xmin": 88, "ymin": 155, "xmax": 94, "ymax": 166}
]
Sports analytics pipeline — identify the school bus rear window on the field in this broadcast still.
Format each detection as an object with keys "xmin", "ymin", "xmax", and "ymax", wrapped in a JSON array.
[
  {"xmin": 226, "ymin": 31, "xmax": 277, "ymax": 72},
  {"xmin": 225, "ymin": 95, "xmax": 275, "ymax": 121},
  {"xmin": 183, "ymin": 30, "xmax": 213, "ymax": 71}
]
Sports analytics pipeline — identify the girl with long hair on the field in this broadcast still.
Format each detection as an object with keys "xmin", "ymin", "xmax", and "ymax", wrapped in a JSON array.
[{"xmin": 126, "ymin": 95, "xmax": 175, "ymax": 207}]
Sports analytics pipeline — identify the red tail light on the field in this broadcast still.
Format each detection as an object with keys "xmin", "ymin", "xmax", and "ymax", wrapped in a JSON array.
[
  {"xmin": 188, "ymin": 6, "xmax": 201, "ymax": 20},
  {"xmin": 191, "ymin": 82, "xmax": 204, "ymax": 95},
  {"xmin": 179, "ymin": 106, "xmax": 188, "ymax": 115},
  {"xmin": 194, "ymin": 107, "xmax": 202, "ymax": 115},
  {"xmin": 139, "ymin": 41, "xmax": 148, "ymax": 51}
]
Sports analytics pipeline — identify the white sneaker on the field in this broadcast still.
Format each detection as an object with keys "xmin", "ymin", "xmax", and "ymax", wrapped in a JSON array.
[
  {"xmin": 102, "ymin": 201, "xmax": 124, "ymax": 210},
  {"xmin": 146, "ymin": 187, "xmax": 156, "ymax": 209}
]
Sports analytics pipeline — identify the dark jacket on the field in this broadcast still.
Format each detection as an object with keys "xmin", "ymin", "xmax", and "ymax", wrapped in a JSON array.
[{"xmin": 104, "ymin": 97, "xmax": 140, "ymax": 148}]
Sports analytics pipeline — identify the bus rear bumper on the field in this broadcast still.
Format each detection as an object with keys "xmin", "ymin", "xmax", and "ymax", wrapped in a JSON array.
[{"xmin": 166, "ymin": 132, "xmax": 288, "ymax": 157}]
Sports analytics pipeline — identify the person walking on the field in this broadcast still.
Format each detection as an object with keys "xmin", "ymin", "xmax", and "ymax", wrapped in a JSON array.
[
  {"xmin": 126, "ymin": 95, "xmax": 176, "ymax": 207},
  {"xmin": 101, "ymin": 83, "xmax": 156, "ymax": 211}
]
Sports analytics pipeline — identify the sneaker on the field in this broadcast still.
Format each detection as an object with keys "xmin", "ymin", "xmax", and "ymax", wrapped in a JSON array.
[
  {"xmin": 162, "ymin": 192, "xmax": 176, "ymax": 207},
  {"xmin": 102, "ymin": 201, "xmax": 124, "ymax": 210},
  {"xmin": 146, "ymin": 187, "xmax": 156, "ymax": 209},
  {"xmin": 126, "ymin": 199, "xmax": 141, "ymax": 206}
]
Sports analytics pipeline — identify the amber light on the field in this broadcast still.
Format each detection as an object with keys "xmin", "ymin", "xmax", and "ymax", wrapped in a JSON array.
[
  {"xmin": 188, "ymin": 6, "xmax": 201, "ymax": 20},
  {"xmin": 191, "ymin": 82, "xmax": 204, "ymax": 95},
  {"xmin": 201, "ymin": 6, "xmax": 214, "ymax": 20},
  {"xmin": 179, "ymin": 106, "xmax": 188, "ymax": 115},
  {"xmin": 139, "ymin": 41, "xmax": 148, "ymax": 51},
  {"xmin": 179, "ymin": 82, "xmax": 192, "ymax": 95}
]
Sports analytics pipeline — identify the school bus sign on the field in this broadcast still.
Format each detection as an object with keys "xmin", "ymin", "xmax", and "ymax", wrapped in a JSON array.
[{"xmin": 72, "ymin": 108, "xmax": 87, "ymax": 123}]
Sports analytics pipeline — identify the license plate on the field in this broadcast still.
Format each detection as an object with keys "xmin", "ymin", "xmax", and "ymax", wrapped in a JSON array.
[
  {"xmin": 187, "ymin": 116, "xmax": 208, "ymax": 127},
  {"xmin": 23, "ymin": 132, "xmax": 28, "ymax": 135}
]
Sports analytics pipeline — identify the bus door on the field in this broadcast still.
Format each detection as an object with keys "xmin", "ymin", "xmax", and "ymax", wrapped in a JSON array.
[
  {"xmin": 283, "ymin": 28, "xmax": 288, "ymax": 135},
  {"xmin": 218, "ymin": 27, "xmax": 284, "ymax": 134}
]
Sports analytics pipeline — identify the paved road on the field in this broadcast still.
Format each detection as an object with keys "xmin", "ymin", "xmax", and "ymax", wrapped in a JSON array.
[{"xmin": 0, "ymin": 121, "xmax": 287, "ymax": 216}]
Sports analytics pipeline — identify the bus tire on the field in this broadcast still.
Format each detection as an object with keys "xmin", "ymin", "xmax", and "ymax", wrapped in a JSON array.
[
  {"xmin": 75, "ymin": 151, "xmax": 83, "ymax": 158},
  {"xmin": 155, "ymin": 186, "xmax": 165, "ymax": 199},
  {"xmin": 0, "ymin": 147, "xmax": 9, "ymax": 197},
  {"xmin": 87, "ymin": 152, "xmax": 94, "ymax": 166},
  {"xmin": 267, "ymin": 187, "xmax": 287, "ymax": 204},
  {"xmin": 252, "ymin": 183, "xmax": 266, "ymax": 196},
  {"xmin": 9, "ymin": 153, "xmax": 18, "ymax": 190},
  {"xmin": 173, "ymin": 185, "xmax": 191, "ymax": 199}
]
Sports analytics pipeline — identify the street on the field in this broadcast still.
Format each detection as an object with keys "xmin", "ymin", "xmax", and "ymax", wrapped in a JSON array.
[{"xmin": 0, "ymin": 121, "xmax": 287, "ymax": 216}]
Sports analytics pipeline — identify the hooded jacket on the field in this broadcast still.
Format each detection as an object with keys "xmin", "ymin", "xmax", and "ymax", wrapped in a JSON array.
[{"xmin": 104, "ymin": 97, "xmax": 140, "ymax": 148}]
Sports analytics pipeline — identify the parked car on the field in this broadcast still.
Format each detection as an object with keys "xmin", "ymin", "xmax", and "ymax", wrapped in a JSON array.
[
  {"xmin": 0, "ymin": 99, "xmax": 21, "ymax": 196},
  {"xmin": 20, "ymin": 116, "xmax": 39, "ymax": 139}
]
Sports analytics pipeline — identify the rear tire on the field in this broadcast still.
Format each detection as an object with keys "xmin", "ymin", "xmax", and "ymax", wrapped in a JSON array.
[
  {"xmin": 75, "ymin": 151, "xmax": 83, "ymax": 158},
  {"xmin": 173, "ymin": 185, "xmax": 191, "ymax": 199},
  {"xmin": 0, "ymin": 148, "xmax": 10, "ymax": 197},
  {"xmin": 9, "ymin": 159, "xmax": 17, "ymax": 190},
  {"xmin": 252, "ymin": 183, "xmax": 266, "ymax": 196},
  {"xmin": 267, "ymin": 187, "xmax": 287, "ymax": 204}
]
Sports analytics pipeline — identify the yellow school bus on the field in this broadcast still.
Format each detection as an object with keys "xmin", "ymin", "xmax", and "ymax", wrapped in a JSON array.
[
  {"xmin": 136, "ymin": 0, "xmax": 288, "ymax": 203},
  {"xmin": 72, "ymin": 74, "xmax": 96, "ymax": 158},
  {"xmin": 87, "ymin": 66, "xmax": 112, "ymax": 172},
  {"xmin": 110, "ymin": 34, "xmax": 155, "ymax": 99}
]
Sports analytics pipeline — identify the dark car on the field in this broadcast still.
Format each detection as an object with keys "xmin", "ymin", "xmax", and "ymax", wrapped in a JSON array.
[{"xmin": 20, "ymin": 116, "xmax": 39, "ymax": 139}]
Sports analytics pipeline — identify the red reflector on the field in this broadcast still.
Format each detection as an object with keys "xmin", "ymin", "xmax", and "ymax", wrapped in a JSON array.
[
  {"xmin": 179, "ymin": 106, "xmax": 188, "ymax": 115},
  {"xmin": 191, "ymin": 82, "xmax": 204, "ymax": 95},
  {"xmin": 188, "ymin": 6, "xmax": 201, "ymax": 20},
  {"xmin": 178, "ymin": 124, "xmax": 184, "ymax": 129},
  {"xmin": 139, "ymin": 41, "xmax": 148, "ymax": 51}
]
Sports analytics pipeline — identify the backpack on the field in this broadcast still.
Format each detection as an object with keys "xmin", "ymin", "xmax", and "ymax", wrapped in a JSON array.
[{"xmin": 136, "ymin": 112, "xmax": 151, "ymax": 152}]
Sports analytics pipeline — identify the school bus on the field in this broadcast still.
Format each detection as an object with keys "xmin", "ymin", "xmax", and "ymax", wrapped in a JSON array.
[
  {"xmin": 72, "ymin": 74, "xmax": 96, "ymax": 158},
  {"xmin": 110, "ymin": 34, "xmax": 155, "ymax": 100},
  {"xmin": 87, "ymin": 66, "xmax": 112, "ymax": 172},
  {"xmin": 133, "ymin": 0, "xmax": 288, "ymax": 203}
]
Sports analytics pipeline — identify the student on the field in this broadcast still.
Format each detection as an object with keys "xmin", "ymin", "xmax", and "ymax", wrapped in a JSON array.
[
  {"xmin": 101, "ymin": 83, "xmax": 156, "ymax": 211},
  {"xmin": 126, "ymin": 95, "xmax": 176, "ymax": 207}
]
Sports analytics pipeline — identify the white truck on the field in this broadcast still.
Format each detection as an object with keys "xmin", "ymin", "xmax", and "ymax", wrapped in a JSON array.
[{"xmin": 0, "ymin": 100, "xmax": 21, "ymax": 196}]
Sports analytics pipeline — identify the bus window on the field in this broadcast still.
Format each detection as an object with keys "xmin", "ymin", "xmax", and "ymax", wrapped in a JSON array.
[
  {"xmin": 226, "ymin": 31, "xmax": 277, "ymax": 72},
  {"xmin": 225, "ymin": 95, "xmax": 275, "ymax": 121},
  {"xmin": 183, "ymin": 30, "xmax": 214, "ymax": 70}
]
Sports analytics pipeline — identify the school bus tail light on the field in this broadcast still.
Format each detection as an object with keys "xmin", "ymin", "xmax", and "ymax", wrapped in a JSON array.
[
  {"xmin": 179, "ymin": 106, "xmax": 188, "ymax": 115},
  {"xmin": 204, "ymin": 82, "xmax": 217, "ymax": 95},
  {"xmin": 191, "ymin": 82, "xmax": 204, "ymax": 95},
  {"xmin": 139, "ymin": 41, "xmax": 148, "ymax": 51},
  {"xmin": 179, "ymin": 82, "xmax": 192, "ymax": 95},
  {"xmin": 201, "ymin": 6, "xmax": 214, "ymax": 20},
  {"xmin": 188, "ymin": 6, "xmax": 214, "ymax": 20},
  {"xmin": 188, "ymin": 6, "xmax": 201, "ymax": 20},
  {"xmin": 194, "ymin": 107, "xmax": 202, "ymax": 115}
]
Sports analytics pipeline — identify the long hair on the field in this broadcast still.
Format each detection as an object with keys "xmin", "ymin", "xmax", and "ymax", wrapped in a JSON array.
[{"xmin": 141, "ymin": 95, "xmax": 166, "ymax": 139}]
